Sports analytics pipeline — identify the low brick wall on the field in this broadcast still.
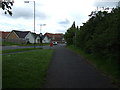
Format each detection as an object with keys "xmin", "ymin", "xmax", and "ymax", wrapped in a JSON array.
[{"xmin": 2, "ymin": 39, "xmax": 27, "ymax": 44}]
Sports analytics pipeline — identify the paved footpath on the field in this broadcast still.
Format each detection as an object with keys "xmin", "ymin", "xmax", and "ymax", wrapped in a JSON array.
[{"xmin": 44, "ymin": 47, "xmax": 117, "ymax": 88}]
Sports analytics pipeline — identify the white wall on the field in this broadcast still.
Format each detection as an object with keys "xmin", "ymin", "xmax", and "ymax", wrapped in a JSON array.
[
  {"xmin": 36, "ymin": 36, "xmax": 40, "ymax": 43},
  {"xmin": 42, "ymin": 36, "xmax": 50, "ymax": 43},
  {"xmin": 25, "ymin": 32, "xmax": 34, "ymax": 44}
]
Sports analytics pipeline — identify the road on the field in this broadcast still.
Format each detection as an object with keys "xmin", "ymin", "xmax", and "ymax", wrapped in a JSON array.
[
  {"xmin": 2, "ymin": 44, "xmax": 66, "ymax": 50},
  {"xmin": 1, "ymin": 44, "xmax": 118, "ymax": 88},
  {"xmin": 2, "ymin": 46, "xmax": 42, "ymax": 50},
  {"xmin": 44, "ymin": 46, "xmax": 117, "ymax": 88}
]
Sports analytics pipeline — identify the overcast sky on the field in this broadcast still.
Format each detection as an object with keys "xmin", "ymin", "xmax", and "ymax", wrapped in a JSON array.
[{"xmin": 0, "ymin": 0, "xmax": 119, "ymax": 34}]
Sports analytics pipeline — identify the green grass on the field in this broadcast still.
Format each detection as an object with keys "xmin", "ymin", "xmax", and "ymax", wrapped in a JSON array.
[
  {"xmin": 2, "ymin": 49, "xmax": 54, "ymax": 88},
  {"xmin": 67, "ymin": 45, "xmax": 120, "ymax": 88},
  {"xmin": 21, "ymin": 43, "xmax": 49, "ymax": 46},
  {"xmin": 2, "ymin": 41, "xmax": 49, "ymax": 46},
  {"xmin": 2, "ymin": 41, "xmax": 20, "ymax": 46},
  {"xmin": 0, "ymin": 41, "xmax": 2, "ymax": 46},
  {"xmin": 2, "ymin": 48, "xmax": 42, "ymax": 54},
  {"xmin": 0, "ymin": 53, "xmax": 2, "ymax": 89}
]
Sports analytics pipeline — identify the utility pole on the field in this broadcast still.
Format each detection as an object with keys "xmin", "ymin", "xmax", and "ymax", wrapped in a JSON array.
[
  {"xmin": 39, "ymin": 24, "xmax": 46, "ymax": 34},
  {"xmin": 39, "ymin": 24, "xmax": 46, "ymax": 44},
  {"xmin": 24, "ymin": 1, "xmax": 36, "ymax": 48}
]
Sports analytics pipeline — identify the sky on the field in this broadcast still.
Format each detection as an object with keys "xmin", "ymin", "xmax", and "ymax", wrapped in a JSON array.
[{"xmin": 0, "ymin": 0, "xmax": 119, "ymax": 34}]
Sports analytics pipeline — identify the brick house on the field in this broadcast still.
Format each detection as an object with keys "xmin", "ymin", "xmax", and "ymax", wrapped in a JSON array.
[
  {"xmin": 42, "ymin": 33, "xmax": 65, "ymax": 43},
  {"xmin": 6, "ymin": 30, "xmax": 30, "ymax": 44},
  {"xmin": 6, "ymin": 30, "xmax": 41, "ymax": 44},
  {"xmin": 0, "ymin": 31, "xmax": 10, "ymax": 39}
]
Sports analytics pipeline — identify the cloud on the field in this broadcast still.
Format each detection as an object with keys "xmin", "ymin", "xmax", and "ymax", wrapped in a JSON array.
[
  {"xmin": 56, "ymin": 29, "xmax": 67, "ymax": 34},
  {"xmin": 36, "ymin": 10, "xmax": 47, "ymax": 20},
  {"xmin": 57, "ymin": 19, "xmax": 71, "ymax": 30},
  {"xmin": 11, "ymin": 7, "xmax": 47, "ymax": 20},
  {"xmin": 0, "ymin": 0, "xmax": 98, "ymax": 34},
  {"xmin": 94, "ymin": 0, "xmax": 119, "ymax": 7},
  {"xmin": 13, "ymin": 7, "xmax": 33, "ymax": 19},
  {"xmin": 58, "ymin": 19, "xmax": 70, "ymax": 25},
  {"xmin": 1, "ymin": 1, "xmax": 48, "ymax": 20}
]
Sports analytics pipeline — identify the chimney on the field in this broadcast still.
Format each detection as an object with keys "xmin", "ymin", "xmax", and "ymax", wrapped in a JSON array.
[{"xmin": 40, "ymin": 33, "xmax": 42, "ymax": 37}]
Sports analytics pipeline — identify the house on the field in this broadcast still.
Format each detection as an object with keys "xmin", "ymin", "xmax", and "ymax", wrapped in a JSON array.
[
  {"xmin": 7, "ymin": 30, "xmax": 30, "ymax": 39},
  {"xmin": 31, "ymin": 33, "xmax": 42, "ymax": 44},
  {"xmin": 0, "ymin": 31, "xmax": 1, "ymax": 39},
  {"xmin": 6, "ymin": 30, "xmax": 30, "ymax": 44},
  {"xmin": 42, "ymin": 33, "xmax": 65, "ymax": 43},
  {"xmin": 35, "ymin": 33, "xmax": 44, "ymax": 44},
  {"xmin": 25, "ymin": 32, "xmax": 36, "ymax": 44},
  {"xmin": 0, "ymin": 31, "xmax": 10, "ymax": 39},
  {"xmin": 42, "ymin": 33, "xmax": 51, "ymax": 43},
  {"xmin": 0, "ymin": 31, "xmax": 10, "ymax": 44},
  {"xmin": 52, "ymin": 33, "xmax": 64, "ymax": 43},
  {"xmin": 6, "ymin": 30, "xmax": 42, "ymax": 44}
]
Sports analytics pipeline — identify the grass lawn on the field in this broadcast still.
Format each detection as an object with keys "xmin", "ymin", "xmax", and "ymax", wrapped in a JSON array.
[
  {"xmin": 2, "ymin": 49, "xmax": 54, "ymax": 88},
  {"xmin": 67, "ymin": 45, "xmax": 120, "ymax": 88},
  {"xmin": 2, "ymin": 48, "xmax": 42, "ymax": 54},
  {"xmin": 2, "ymin": 41, "xmax": 49, "ymax": 46},
  {"xmin": 2, "ymin": 41, "xmax": 20, "ymax": 46}
]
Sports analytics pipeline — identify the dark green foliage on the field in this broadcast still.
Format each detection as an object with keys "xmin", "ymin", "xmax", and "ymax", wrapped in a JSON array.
[
  {"xmin": 1, "ymin": 1, "xmax": 13, "ymax": 16},
  {"xmin": 65, "ymin": 7, "xmax": 120, "ymax": 77},
  {"xmin": 79, "ymin": 8, "xmax": 119, "ymax": 59},
  {"xmin": 64, "ymin": 21, "xmax": 78, "ymax": 45}
]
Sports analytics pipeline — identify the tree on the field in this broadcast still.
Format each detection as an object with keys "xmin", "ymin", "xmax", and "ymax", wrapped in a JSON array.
[
  {"xmin": 65, "ymin": 7, "xmax": 120, "ymax": 66},
  {"xmin": 0, "ymin": 0, "xmax": 14, "ymax": 16},
  {"xmin": 64, "ymin": 7, "xmax": 120, "ymax": 82},
  {"xmin": 64, "ymin": 21, "xmax": 77, "ymax": 45}
]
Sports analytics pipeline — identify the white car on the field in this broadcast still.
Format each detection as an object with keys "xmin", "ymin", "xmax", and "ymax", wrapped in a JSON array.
[{"xmin": 53, "ymin": 42, "xmax": 57, "ymax": 45}]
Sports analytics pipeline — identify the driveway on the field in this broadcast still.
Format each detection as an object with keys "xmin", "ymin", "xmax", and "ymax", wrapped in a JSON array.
[{"xmin": 44, "ymin": 47, "xmax": 117, "ymax": 88}]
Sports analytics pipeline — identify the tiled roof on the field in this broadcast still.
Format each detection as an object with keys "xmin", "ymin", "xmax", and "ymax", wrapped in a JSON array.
[
  {"xmin": 32, "ymin": 33, "xmax": 44, "ymax": 39},
  {"xmin": 44, "ymin": 33, "xmax": 64, "ymax": 41},
  {"xmin": 13, "ymin": 30, "xmax": 30, "ymax": 38},
  {"xmin": 0, "ymin": 31, "xmax": 10, "ymax": 39},
  {"xmin": 32, "ymin": 33, "xmax": 39, "ymax": 38},
  {"xmin": 44, "ymin": 33, "xmax": 63, "ymax": 38}
]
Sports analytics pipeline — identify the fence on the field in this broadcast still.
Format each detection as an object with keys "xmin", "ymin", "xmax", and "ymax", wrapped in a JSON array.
[{"xmin": 2, "ymin": 39, "xmax": 27, "ymax": 44}]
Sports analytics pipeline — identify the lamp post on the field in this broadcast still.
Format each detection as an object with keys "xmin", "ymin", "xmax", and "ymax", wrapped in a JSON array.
[
  {"xmin": 40, "ymin": 24, "xmax": 46, "ymax": 34},
  {"xmin": 39, "ymin": 24, "xmax": 46, "ymax": 44},
  {"xmin": 24, "ymin": 1, "xmax": 35, "ymax": 48}
]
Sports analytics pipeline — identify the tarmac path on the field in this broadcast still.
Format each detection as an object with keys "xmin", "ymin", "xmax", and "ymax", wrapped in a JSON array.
[{"xmin": 44, "ymin": 46, "xmax": 117, "ymax": 88}]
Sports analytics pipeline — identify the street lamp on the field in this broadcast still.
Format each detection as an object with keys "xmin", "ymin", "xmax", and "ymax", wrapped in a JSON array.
[
  {"xmin": 39, "ymin": 24, "xmax": 46, "ymax": 34},
  {"xmin": 39, "ymin": 24, "xmax": 46, "ymax": 44},
  {"xmin": 24, "ymin": 1, "xmax": 35, "ymax": 48}
]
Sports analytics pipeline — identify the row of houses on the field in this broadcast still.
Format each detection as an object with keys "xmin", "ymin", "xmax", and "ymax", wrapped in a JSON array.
[{"xmin": 0, "ymin": 30, "xmax": 65, "ymax": 44}]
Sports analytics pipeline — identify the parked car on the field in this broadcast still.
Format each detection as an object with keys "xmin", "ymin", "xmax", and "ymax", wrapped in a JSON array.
[{"xmin": 52, "ymin": 42, "xmax": 57, "ymax": 45}]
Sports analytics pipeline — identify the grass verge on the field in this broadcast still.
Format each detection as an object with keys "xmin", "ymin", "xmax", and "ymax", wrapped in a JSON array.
[
  {"xmin": 67, "ymin": 45, "xmax": 120, "ymax": 88},
  {"xmin": 2, "ymin": 49, "xmax": 54, "ymax": 88},
  {"xmin": 2, "ymin": 41, "xmax": 49, "ymax": 46},
  {"xmin": 2, "ymin": 48, "xmax": 42, "ymax": 54},
  {"xmin": 2, "ymin": 41, "xmax": 20, "ymax": 46}
]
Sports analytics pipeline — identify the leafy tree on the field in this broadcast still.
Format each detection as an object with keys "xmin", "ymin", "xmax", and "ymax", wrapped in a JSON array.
[
  {"xmin": 65, "ymin": 7, "xmax": 120, "ymax": 67},
  {"xmin": 64, "ymin": 21, "xmax": 77, "ymax": 45},
  {"xmin": 1, "ymin": 1, "xmax": 14, "ymax": 16}
]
